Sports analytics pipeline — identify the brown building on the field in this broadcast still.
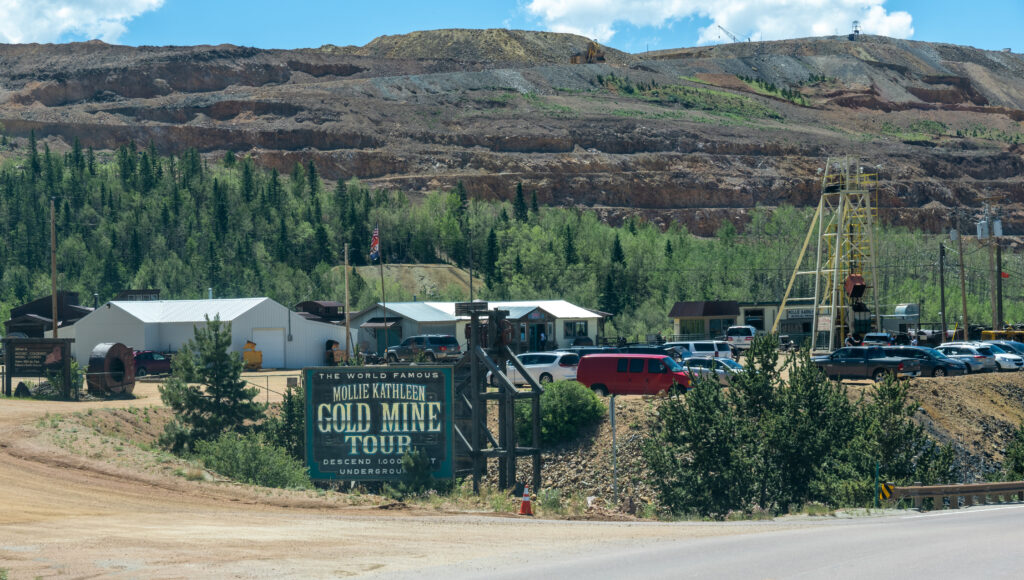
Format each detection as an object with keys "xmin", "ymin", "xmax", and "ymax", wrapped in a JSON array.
[{"xmin": 4, "ymin": 292, "xmax": 93, "ymax": 338}]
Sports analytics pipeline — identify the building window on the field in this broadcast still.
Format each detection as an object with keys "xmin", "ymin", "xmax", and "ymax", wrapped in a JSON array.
[
  {"xmin": 678, "ymin": 319, "xmax": 703, "ymax": 335},
  {"xmin": 563, "ymin": 320, "xmax": 588, "ymax": 337}
]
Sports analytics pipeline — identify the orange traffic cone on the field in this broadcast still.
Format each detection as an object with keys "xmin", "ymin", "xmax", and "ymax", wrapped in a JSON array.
[{"xmin": 518, "ymin": 485, "xmax": 533, "ymax": 516}]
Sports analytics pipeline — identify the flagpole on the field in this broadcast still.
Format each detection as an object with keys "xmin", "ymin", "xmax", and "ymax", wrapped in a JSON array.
[
  {"xmin": 344, "ymin": 242, "xmax": 351, "ymax": 362},
  {"xmin": 379, "ymin": 223, "xmax": 388, "ymax": 355}
]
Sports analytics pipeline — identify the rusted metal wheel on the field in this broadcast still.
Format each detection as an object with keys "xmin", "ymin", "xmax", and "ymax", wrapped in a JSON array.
[{"xmin": 86, "ymin": 342, "xmax": 136, "ymax": 395}]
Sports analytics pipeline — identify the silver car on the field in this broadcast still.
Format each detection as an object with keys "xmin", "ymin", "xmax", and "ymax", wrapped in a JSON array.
[
  {"xmin": 487, "ymin": 351, "xmax": 580, "ymax": 386},
  {"xmin": 682, "ymin": 356, "xmax": 744, "ymax": 386},
  {"xmin": 977, "ymin": 343, "xmax": 1023, "ymax": 371},
  {"xmin": 936, "ymin": 344, "xmax": 997, "ymax": 373}
]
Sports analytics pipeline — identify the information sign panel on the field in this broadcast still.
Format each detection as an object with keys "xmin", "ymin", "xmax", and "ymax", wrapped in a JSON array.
[{"xmin": 304, "ymin": 366, "xmax": 454, "ymax": 481}]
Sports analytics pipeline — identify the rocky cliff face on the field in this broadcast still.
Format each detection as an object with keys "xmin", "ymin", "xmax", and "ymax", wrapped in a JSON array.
[{"xmin": 1, "ymin": 31, "xmax": 1022, "ymax": 235}]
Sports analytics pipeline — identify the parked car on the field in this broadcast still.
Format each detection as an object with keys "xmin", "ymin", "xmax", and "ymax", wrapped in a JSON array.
[
  {"xmin": 385, "ymin": 334, "xmax": 461, "ymax": 363},
  {"xmin": 935, "ymin": 344, "xmax": 997, "ymax": 373},
  {"xmin": 487, "ymin": 351, "xmax": 580, "ymax": 386},
  {"xmin": 665, "ymin": 340, "xmax": 733, "ymax": 360},
  {"xmin": 861, "ymin": 332, "xmax": 895, "ymax": 346},
  {"xmin": 562, "ymin": 346, "xmax": 615, "ymax": 357},
  {"xmin": 811, "ymin": 346, "xmax": 920, "ymax": 381},
  {"xmin": 576, "ymin": 353, "xmax": 691, "ymax": 396},
  {"xmin": 682, "ymin": 356, "xmax": 744, "ymax": 386},
  {"xmin": 134, "ymin": 350, "xmax": 172, "ymax": 377},
  {"xmin": 725, "ymin": 325, "xmax": 757, "ymax": 352},
  {"xmin": 881, "ymin": 346, "xmax": 968, "ymax": 377},
  {"xmin": 979, "ymin": 343, "xmax": 1024, "ymax": 371},
  {"xmin": 618, "ymin": 344, "xmax": 690, "ymax": 361},
  {"xmin": 983, "ymin": 340, "xmax": 1024, "ymax": 356}
]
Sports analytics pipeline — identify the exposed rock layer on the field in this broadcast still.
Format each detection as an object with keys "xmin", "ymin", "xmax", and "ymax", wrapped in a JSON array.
[{"xmin": 1, "ymin": 31, "xmax": 1022, "ymax": 234}]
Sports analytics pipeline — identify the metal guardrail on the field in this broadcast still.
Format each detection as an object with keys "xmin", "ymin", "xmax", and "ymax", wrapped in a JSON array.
[{"xmin": 895, "ymin": 481, "xmax": 1024, "ymax": 510}]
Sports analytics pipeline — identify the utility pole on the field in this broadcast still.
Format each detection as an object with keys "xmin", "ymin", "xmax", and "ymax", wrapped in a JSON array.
[
  {"xmin": 997, "ymin": 242, "xmax": 1004, "ymax": 328},
  {"xmin": 50, "ymin": 197, "xmax": 58, "ymax": 338},
  {"xmin": 955, "ymin": 220, "xmax": 969, "ymax": 341},
  {"xmin": 939, "ymin": 243, "xmax": 947, "ymax": 340},
  {"xmin": 979, "ymin": 192, "xmax": 1004, "ymax": 330}
]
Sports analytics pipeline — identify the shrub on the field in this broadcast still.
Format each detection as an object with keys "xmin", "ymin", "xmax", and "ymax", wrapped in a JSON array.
[
  {"xmin": 1003, "ymin": 424, "xmax": 1024, "ymax": 480},
  {"xmin": 194, "ymin": 431, "xmax": 311, "ymax": 489},
  {"xmin": 515, "ymin": 380, "xmax": 605, "ymax": 446},
  {"xmin": 383, "ymin": 448, "xmax": 452, "ymax": 499},
  {"xmin": 644, "ymin": 334, "xmax": 952, "ymax": 518},
  {"xmin": 262, "ymin": 383, "xmax": 305, "ymax": 461}
]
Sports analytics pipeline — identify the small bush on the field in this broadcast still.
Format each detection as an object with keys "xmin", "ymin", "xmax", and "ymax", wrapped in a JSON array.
[
  {"xmin": 383, "ymin": 448, "xmax": 452, "ymax": 499},
  {"xmin": 515, "ymin": 380, "xmax": 605, "ymax": 446},
  {"xmin": 194, "ymin": 431, "xmax": 311, "ymax": 489}
]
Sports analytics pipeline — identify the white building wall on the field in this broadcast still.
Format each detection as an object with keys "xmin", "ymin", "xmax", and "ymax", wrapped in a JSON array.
[
  {"xmin": 280, "ymin": 316, "xmax": 346, "ymax": 368},
  {"xmin": 154, "ymin": 322, "xmax": 200, "ymax": 353},
  {"xmin": 71, "ymin": 306, "xmax": 146, "ymax": 363}
]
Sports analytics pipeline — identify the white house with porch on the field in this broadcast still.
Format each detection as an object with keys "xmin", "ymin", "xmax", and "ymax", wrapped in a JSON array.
[{"xmin": 350, "ymin": 300, "xmax": 605, "ymax": 354}]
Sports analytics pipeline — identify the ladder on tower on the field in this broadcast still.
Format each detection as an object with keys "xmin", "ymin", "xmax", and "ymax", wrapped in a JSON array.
[{"xmin": 772, "ymin": 157, "xmax": 881, "ymax": 352}]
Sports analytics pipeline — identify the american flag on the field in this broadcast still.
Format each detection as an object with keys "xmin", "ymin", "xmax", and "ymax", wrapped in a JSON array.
[{"xmin": 369, "ymin": 223, "xmax": 380, "ymax": 261}]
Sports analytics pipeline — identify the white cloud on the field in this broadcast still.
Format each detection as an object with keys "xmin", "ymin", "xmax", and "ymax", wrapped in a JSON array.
[
  {"xmin": 0, "ymin": 0, "xmax": 164, "ymax": 44},
  {"xmin": 525, "ymin": 0, "xmax": 913, "ymax": 45}
]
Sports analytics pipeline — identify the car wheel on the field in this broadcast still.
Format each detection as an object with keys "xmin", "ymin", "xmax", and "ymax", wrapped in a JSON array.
[
  {"xmin": 425, "ymin": 352, "xmax": 435, "ymax": 362},
  {"xmin": 932, "ymin": 368, "xmax": 946, "ymax": 378},
  {"xmin": 136, "ymin": 367, "xmax": 147, "ymax": 377},
  {"xmin": 387, "ymin": 353, "xmax": 398, "ymax": 363},
  {"xmin": 872, "ymin": 369, "xmax": 889, "ymax": 382},
  {"xmin": 592, "ymin": 384, "xmax": 608, "ymax": 397},
  {"xmin": 539, "ymin": 373, "xmax": 553, "ymax": 384}
]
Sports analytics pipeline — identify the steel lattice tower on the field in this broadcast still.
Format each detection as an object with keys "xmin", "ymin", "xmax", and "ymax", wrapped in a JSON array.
[{"xmin": 774, "ymin": 157, "xmax": 881, "ymax": 351}]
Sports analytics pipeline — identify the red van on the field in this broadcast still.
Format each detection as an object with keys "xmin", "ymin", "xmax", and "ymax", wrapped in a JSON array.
[{"xmin": 575, "ymin": 353, "xmax": 691, "ymax": 396}]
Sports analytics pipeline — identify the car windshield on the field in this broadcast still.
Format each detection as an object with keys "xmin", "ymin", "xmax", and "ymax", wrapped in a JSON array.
[
  {"xmin": 921, "ymin": 347, "xmax": 947, "ymax": 359},
  {"xmin": 975, "ymin": 346, "xmax": 994, "ymax": 356},
  {"xmin": 726, "ymin": 327, "xmax": 751, "ymax": 337},
  {"xmin": 985, "ymin": 344, "xmax": 1007, "ymax": 354},
  {"xmin": 663, "ymin": 357, "xmax": 684, "ymax": 372},
  {"xmin": 1004, "ymin": 342, "xmax": 1024, "ymax": 354},
  {"xmin": 718, "ymin": 358, "xmax": 744, "ymax": 370}
]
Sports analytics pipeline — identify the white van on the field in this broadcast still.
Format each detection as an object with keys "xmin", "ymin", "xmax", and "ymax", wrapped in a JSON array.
[
  {"xmin": 725, "ymin": 325, "xmax": 758, "ymax": 352},
  {"xmin": 664, "ymin": 340, "xmax": 734, "ymax": 360}
]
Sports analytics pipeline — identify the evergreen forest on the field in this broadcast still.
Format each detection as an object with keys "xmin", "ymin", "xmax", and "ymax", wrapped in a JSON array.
[{"xmin": 0, "ymin": 133, "xmax": 1019, "ymax": 337}]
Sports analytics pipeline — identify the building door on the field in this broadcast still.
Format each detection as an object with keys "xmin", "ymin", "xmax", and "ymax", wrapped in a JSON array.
[
  {"xmin": 530, "ymin": 323, "xmax": 547, "ymax": 351},
  {"xmin": 252, "ymin": 328, "xmax": 285, "ymax": 369}
]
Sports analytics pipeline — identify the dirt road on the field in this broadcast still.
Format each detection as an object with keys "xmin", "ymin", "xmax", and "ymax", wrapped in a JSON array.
[{"xmin": 0, "ymin": 375, "xmax": 773, "ymax": 579}]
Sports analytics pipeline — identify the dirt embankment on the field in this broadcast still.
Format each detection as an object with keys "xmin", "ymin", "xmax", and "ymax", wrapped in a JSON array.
[{"xmin": 1, "ymin": 32, "xmax": 1023, "ymax": 234}]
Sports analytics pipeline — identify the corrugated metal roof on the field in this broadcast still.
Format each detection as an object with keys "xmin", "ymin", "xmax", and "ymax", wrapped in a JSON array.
[
  {"xmin": 425, "ymin": 300, "xmax": 602, "ymax": 320},
  {"xmin": 112, "ymin": 298, "xmax": 269, "ymax": 323},
  {"xmin": 490, "ymin": 300, "xmax": 601, "ymax": 319},
  {"xmin": 503, "ymin": 306, "xmax": 538, "ymax": 320},
  {"xmin": 383, "ymin": 302, "xmax": 456, "ymax": 322}
]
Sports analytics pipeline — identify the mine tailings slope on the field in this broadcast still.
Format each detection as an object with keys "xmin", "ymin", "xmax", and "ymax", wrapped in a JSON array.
[{"xmin": 0, "ymin": 31, "xmax": 1023, "ymax": 234}]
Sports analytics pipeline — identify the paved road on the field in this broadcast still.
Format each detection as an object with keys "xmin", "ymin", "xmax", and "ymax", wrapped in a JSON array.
[{"xmin": 386, "ymin": 505, "xmax": 1024, "ymax": 579}]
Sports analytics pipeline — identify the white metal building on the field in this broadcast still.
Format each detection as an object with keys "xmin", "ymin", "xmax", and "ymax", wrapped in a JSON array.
[{"xmin": 69, "ymin": 298, "xmax": 346, "ymax": 369}]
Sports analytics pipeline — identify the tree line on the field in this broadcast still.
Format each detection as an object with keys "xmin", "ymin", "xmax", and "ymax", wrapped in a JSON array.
[{"xmin": 0, "ymin": 134, "xmax": 1015, "ymax": 336}]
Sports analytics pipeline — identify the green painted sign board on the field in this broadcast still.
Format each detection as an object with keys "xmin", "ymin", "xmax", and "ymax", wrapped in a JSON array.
[{"xmin": 304, "ymin": 366, "xmax": 454, "ymax": 481}]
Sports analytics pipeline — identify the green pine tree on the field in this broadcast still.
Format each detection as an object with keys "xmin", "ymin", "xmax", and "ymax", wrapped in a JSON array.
[
  {"xmin": 159, "ymin": 315, "xmax": 264, "ymax": 453},
  {"xmin": 513, "ymin": 182, "xmax": 528, "ymax": 222}
]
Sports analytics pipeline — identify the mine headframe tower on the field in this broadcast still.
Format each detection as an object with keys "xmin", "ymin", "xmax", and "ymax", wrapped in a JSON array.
[{"xmin": 773, "ymin": 157, "xmax": 881, "ymax": 351}]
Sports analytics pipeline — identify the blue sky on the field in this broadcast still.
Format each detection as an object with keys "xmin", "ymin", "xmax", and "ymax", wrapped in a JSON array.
[{"xmin": 0, "ymin": 1, "xmax": 1020, "ymax": 54}]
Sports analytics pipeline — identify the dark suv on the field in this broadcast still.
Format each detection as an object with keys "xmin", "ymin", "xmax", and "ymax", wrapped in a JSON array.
[
  {"xmin": 386, "ymin": 335, "xmax": 462, "ymax": 362},
  {"xmin": 882, "ymin": 346, "xmax": 967, "ymax": 377},
  {"xmin": 134, "ymin": 350, "xmax": 172, "ymax": 377}
]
